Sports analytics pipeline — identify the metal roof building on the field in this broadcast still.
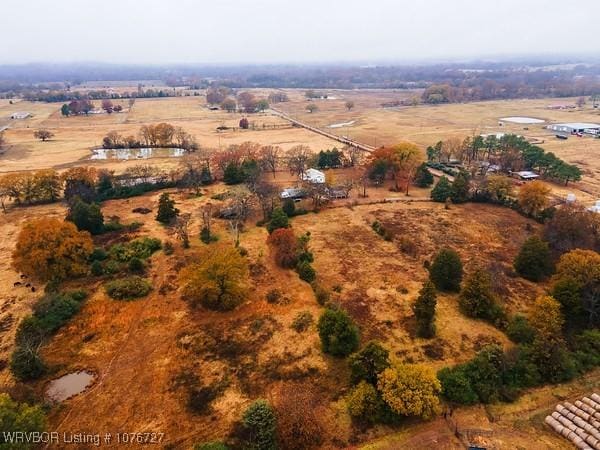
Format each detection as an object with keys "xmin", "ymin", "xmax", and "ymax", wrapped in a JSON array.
[{"xmin": 547, "ymin": 122, "xmax": 600, "ymax": 133}]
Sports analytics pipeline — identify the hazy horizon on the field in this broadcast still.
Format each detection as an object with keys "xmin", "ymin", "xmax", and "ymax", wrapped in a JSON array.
[{"xmin": 1, "ymin": 0, "xmax": 599, "ymax": 65}]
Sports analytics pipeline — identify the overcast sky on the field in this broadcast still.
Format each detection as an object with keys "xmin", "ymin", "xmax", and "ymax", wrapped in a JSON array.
[{"xmin": 1, "ymin": 0, "xmax": 599, "ymax": 64}]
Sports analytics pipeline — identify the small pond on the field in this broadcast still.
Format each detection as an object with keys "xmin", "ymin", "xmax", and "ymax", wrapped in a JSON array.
[
  {"xmin": 46, "ymin": 371, "xmax": 95, "ymax": 402},
  {"xmin": 90, "ymin": 147, "xmax": 186, "ymax": 160}
]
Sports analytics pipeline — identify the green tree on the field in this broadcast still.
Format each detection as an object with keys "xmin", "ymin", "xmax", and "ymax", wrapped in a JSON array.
[
  {"xmin": 414, "ymin": 163, "xmax": 434, "ymax": 187},
  {"xmin": 429, "ymin": 248, "xmax": 463, "ymax": 292},
  {"xmin": 413, "ymin": 281, "xmax": 437, "ymax": 338},
  {"xmin": 67, "ymin": 197, "xmax": 104, "ymax": 235},
  {"xmin": 437, "ymin": 366, "xmax": 478, "ymax": 405},
  {"xmin": 346, "ymin": 381, "xmax": 384, "ymax": 422},
  {"xmin": 430, "ymin": 176, "xmax": 453, "ymax": 202},
  {"xmin": 0, "ymin": 394, "xmax": 46, "ymax": 449},
  {"xmin": 450, "ymin": 170, "xmax": 470, "ymax": 203},
  {"xmin": 317, "ymin": 307, "xmax": 360, "ymax": 357},
  {"xmin": 156, "ymin": 192, "xmax": 179, "ymax": 224},
  {"xmin": 514, "ymin": 236, "xmax": 553, "ymax": 281},
  {"xmin": 282, "ymin": 198, "xmax": 296, "ymax": 217},
  {"xmin": 348, "ymin": 341, "xmax": 391, "ymax": 385},
  {"xmin": 506, "ymin": 314, "xmax": 535, "ymax": 344},
  {"xmin": 61, "ymin": 104, "xmax": 70, "ymax": 117},
  {"xmin": 458, "ymin": 269, "xmax": 505, "ymax": 325},
  {"xmin": 267, "ymin": 207, "xmax": 289, "ymax": 233},
  {"xmin": 242, "ymin": 400, "xmax": 277, "ymax": 450}
]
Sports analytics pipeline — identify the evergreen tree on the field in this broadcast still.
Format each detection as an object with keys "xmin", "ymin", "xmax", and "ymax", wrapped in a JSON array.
[
  {"xmin": 459, "ymin": 269, "xmax": 505, "ymax": 325},
  {"xmin": 514, "ymin": 236, "xmax": 553, "ymax": 281},
  {"xmin": 156, "ymin": 192, "xmax": 179, "ymax": 224},
  {"xmin": 414, "ymin": 163, "xmax": 434, "ymax": 187},
  {"xmin": 317, "ymin": 307, "xmax": 360, "ymax": 357},
  {"xmin": 267, "ymin": 207, "xmax": 289, "ymax": 233},
  {"xmin": 413, "ymin": 281, "xmax": 437, "ymax": 338},
  {"xmin": 223, "ymin": 163, "xmax": 243, "ymax": 185},
  {"xmin": 429, "ymin": 248, "xmax": 463, "ymax": 292},
  {"xmin": 450, "ymin": 170, "xmax": 471, "ymax": 203},
  {"xmin": 66, "ymin": 197, "xmax": 104, "ymax": 235},
  {"xmin": 282, "ymin": 198, "xmax": 296, "ymax": 217},
  {"xmin": 242, "ymin": 400, "xmax": 277, "ymax": 450},
  {"xmin": 430, "ymin": 176, "xmax": 452, "ymax": 202},
  {"xmin": 348, "ymin": 341, "xmax": 391, "ymax": 385}
]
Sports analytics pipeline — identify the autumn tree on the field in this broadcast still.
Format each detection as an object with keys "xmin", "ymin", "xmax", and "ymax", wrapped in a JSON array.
[
  {"xmin": 101, "ymin": 99, "xmax": 114, "ymax": 113},
  {"xmin": 237, "ymin": 92, "xmax": 257, "ymax": 113},
  {"xmin": 429, "ymin": 248, "xmax": 463, "ymax": 292},
  {"xmin": 33, "ymin": 129, "xmax": 54, "ymax": 141},
  {"xmin": 206, "ymin": 87, "xmax": 227, "ymax": 105},
  {"xmin": 174, "ymin": 213, "xmax": 193, "ymax": 248},
  {"xmin": 61, "ymin": 167, "xmax": 97, "ymax": 203},
  {"xmin": 514, "ymin": 236, "xmax": 553, "ymax": 281},
  {"xmin": 180, "ymin": 245, "xmax": 248, "ymax": 310},
  {"xmin": 528, "ymin": 296, "xmax": 575, "ymax": 382},
  {"xmin": 391, "ymin": 142, "xmax": 424, "ymax": 195},
  {"xmin": 286, "ymin": 145, "xmax": 312, "ymax": 178},
  {"xmin": 317, "ymin": 307, "xmax": 360, "ymax": 357},
  {"xmin": 543, "ymin": 202, "xmax": 600, "ymax": 255},
  {"xmin": 274, "ymin": 384, "xmax": 324, "ymax": 450},
  {"xmin": 483, "ymin": 175, "xmax": 514, "ymax": 201},
  {"xmin": 220, "ymin": 98, "xmax": 237, "ymax": 112},
  {"xmin": 552, "ymin": 249, "xmax": 600, "ymax": 327},
  {"xmin": 518, "ymin": 181, "xmax": 550, "ymax": 217},
  {"xmin": 377, "ymin": 364, "xmax": 441, "ymax": 419},
  {"xmin": 156, "ymin": 192, "xmax": 179, "ymax": 224},
  {"xmin": 12, "ymin": 218, "xmax": 93, "ymax": 282},
  {"xmin": 258, "ymin": 145, "xmax": 280, "ymax": 178},
  {"xmin": 268, "ymin": 228, "xmax": 298, "ymax": 268},
  {"xmin": 413, "ymin": 281, "xmax": 437, "ymax": 338}
]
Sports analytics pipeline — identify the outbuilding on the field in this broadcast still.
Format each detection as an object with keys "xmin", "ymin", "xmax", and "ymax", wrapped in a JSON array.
[
  {"xmin": 302, "ymin": 168, "xmax": 326, "ymax": 184},
  {"xmin": 10, "ymin": 112, "xmax": 31, "ymax": 119},
  {"xmin": 547, "ymin": 122, "xmax": 600, "ymax": 134},
  {"xmin": 514, "ymin": 170, "xmax": 540, "ymax": 181}
]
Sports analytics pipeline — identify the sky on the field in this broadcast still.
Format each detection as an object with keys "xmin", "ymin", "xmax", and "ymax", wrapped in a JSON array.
[{"xmin": 1, "ymin": 0, "xmax": 599, "ymax": 64}]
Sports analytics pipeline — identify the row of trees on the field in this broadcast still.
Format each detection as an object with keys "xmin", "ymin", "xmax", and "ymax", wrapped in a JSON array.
[
  {"xmin": 102, "ymin": 123, "xmax": 197, "ymax": 150},
  {"xmin": 206, "ymin": 87, "xmax": 270, "ymax": 113}
]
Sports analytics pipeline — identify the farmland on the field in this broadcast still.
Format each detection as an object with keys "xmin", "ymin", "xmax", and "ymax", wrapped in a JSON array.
[{"xmin": 1, "ymin": 88, "xmax": 600, "ymax": 449}]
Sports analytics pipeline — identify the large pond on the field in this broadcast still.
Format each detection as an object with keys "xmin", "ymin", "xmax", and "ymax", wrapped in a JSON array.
[
  {"xmin": 90, "ymin": 147, "xmax": 187, "ymax": 160},
  {"xmin": 46, "ymin": 371, "xmax": 95, "ymax": 402}
]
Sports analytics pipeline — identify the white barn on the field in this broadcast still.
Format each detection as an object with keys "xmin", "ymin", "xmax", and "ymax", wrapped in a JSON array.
[{"xmin": 302, "ymin": 168, "xmax": 325, "ymax": 184}]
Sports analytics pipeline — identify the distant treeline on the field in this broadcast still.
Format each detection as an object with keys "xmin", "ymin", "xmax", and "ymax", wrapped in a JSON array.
[{"xmin": 2, "ymin": 61, "xmax": 600, "ymax": 102}]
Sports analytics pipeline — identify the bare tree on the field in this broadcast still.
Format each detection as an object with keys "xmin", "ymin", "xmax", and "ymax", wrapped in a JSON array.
[
  {"xmin": 174, "ymin": 213, "xmax": 193, "ymax": 248},
  {"xmin": 345, "ymin": 100, "xmax": 355, "ymax": 111},
  {"xmin": 33, "ymin": 129, "xmax": 54, "ymax": 142},
  {"xmin": 259, "ymin": 145, "xmax": 280, "ymax": 178},
  {"xmin": 343, "ymin": 145, "xmax": 363, "ymax": 167},
  {"xmin": 200, "ymin": 202, "xmax": 214, "ymax": 240},
  {"xmin": 180, "ymin": 152, "xmax": 212, "ymax": 195},
  {"xmin": 252, "ymin": 181, "xmax": 278, "ymax": 221},
  {"xmin": 286, "ymin": 145, "xmax": 312, "ymax": 178}
]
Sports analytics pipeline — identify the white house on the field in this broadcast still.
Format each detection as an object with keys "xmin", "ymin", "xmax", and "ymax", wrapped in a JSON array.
[{"xmin": 302, "ymin": 168, "xmax": 325, "ymax": 184}]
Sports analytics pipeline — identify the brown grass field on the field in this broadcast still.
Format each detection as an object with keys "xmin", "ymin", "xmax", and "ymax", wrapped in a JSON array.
[{"xmin": 1, "ymin": 89, "xmax": 600, "ymax": 448}]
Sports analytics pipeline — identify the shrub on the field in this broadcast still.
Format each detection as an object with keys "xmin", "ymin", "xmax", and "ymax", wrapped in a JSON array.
[
  {"xmin": 90, "ymin": 247, "xmax": 108, "ymax": 261},
  {"xmin": 266, "ymin": 289, "xmax": 282, "ymax": 304},
  {"xmin": 128, "ymin": 257, "xmax": 145, "ymax": 273},
  {"xmin": 506, "ymin": 314, "xmax": 535, "ymax": 344},
  {"xmin": 163, "ymin": 241, "xmax": 175, "ymax": 255},
  {"xmin": 194, "ymin": 442, "xmax": 229, "ymax": 450},
  {"xmin": 10, "ymin": 347, "xmax": 46, "ymax": 381},
  {"xmin": 242, "ymin": 400, "xmax": 277, "ymax": 450},
  {"xmin": 514, "ymin": 236, "xmax": 553, "ymax": 281},
  {"xmin": 156, "ymin": 192, "xmax": 179, "ymax": 223},
  {"xmin": 200, "ymin": 226, "xmax": 218, "ymax": 244},
  {"xmin": 377, "ymin": 364, "xmax": 441, "ymax": 419},
  {"xmin": 437, "ymin": 365, "xmax": 478, "ymax": 405},
  {"xmin": 291, "ymin": 311, "xmax": 313, "ymax": 332},
  {"xmin": 267, "ymin": 207, "xmax": 289, "ymax": 233},
  {"xmin": 429, "ymin": 248, "xmax": 463, "ymax": 292},
  {"xmin": 91, "ymin": 260, "xmax": 104, "ymax": 276},
  {"xmin": 0, "ymin": 394, "xmax": 46, "ymax": 448},
  {"xmin": 458, "ymin": 270, "xmax": 506, "ymax": 327},
  {"xmin": 311, "ymin": 282, "xmax": 330, "ymax": 305},
  {"xmin": 109, "ymin": 237, "xmax": 161, "ymax": 262},
  {"xmin": 282, "ymin": 198, "xmax": 296, "ymax": 217},
  {"xmin": 413, "ymin": 281, "xmax": 437, "ymax": 338},
  {"xmin": 296, "ymin": 261, "xmax": 316, "ymax": 283},
  {"xmin": 268, "ymin": 228, "xmax": 297, "ymax": 268},
  {"xmin": 104, "ymin": 260, "xmax": 121, "ymax": 274},
  {"xmin": 348, "ymin": 341, "xmax": 391, "ymax": 385},
  {"xmin": 104, "ymin": 277, "xmax": 152, "ymax": 300},
  {"xmin": 317, "ymin": 307, "xmax": 360, "ymax": 357}
]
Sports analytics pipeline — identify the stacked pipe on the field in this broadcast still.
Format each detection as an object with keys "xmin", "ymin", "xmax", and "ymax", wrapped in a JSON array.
[{"xmin": 545, "ymin": 393, "xmax": 600, "ymax": 450}]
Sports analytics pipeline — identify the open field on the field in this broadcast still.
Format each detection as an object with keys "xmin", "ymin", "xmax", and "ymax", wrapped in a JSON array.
[
  {"xmin": 0, "ymin": 184, "xmax": 579, "ymax": 448},
  {"xmin": 3, "ymin": 90, "xmax": 600, "ymax": 204}
]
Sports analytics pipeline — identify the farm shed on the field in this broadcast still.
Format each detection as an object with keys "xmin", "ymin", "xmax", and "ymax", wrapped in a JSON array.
[
  {"xmin": 302, "ymin": 168, "xmax": 326, "ymax": 184},
  {"xmin": 547, "ymin": 123, "xmax": 600, "ymax": 134},
  {"xmin": 280, "ymin": 187, "xmax": 306, "ymax": 199},
  {"xmin": 514, "ymin": 171, "xmax": 539, "ymax": 181},
  {"xmin": 10, "ymin": 111, "xmax": 31, "ymax": 119}
]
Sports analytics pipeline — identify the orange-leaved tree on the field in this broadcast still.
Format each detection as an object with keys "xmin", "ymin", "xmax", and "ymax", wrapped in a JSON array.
[
  {"xmin": 267, "ymin": 228, "xmax": 297, "ymax": 268},
  {"xmin": 12, "ymin": 218, "xmax": 93, "ymax": 282}
]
